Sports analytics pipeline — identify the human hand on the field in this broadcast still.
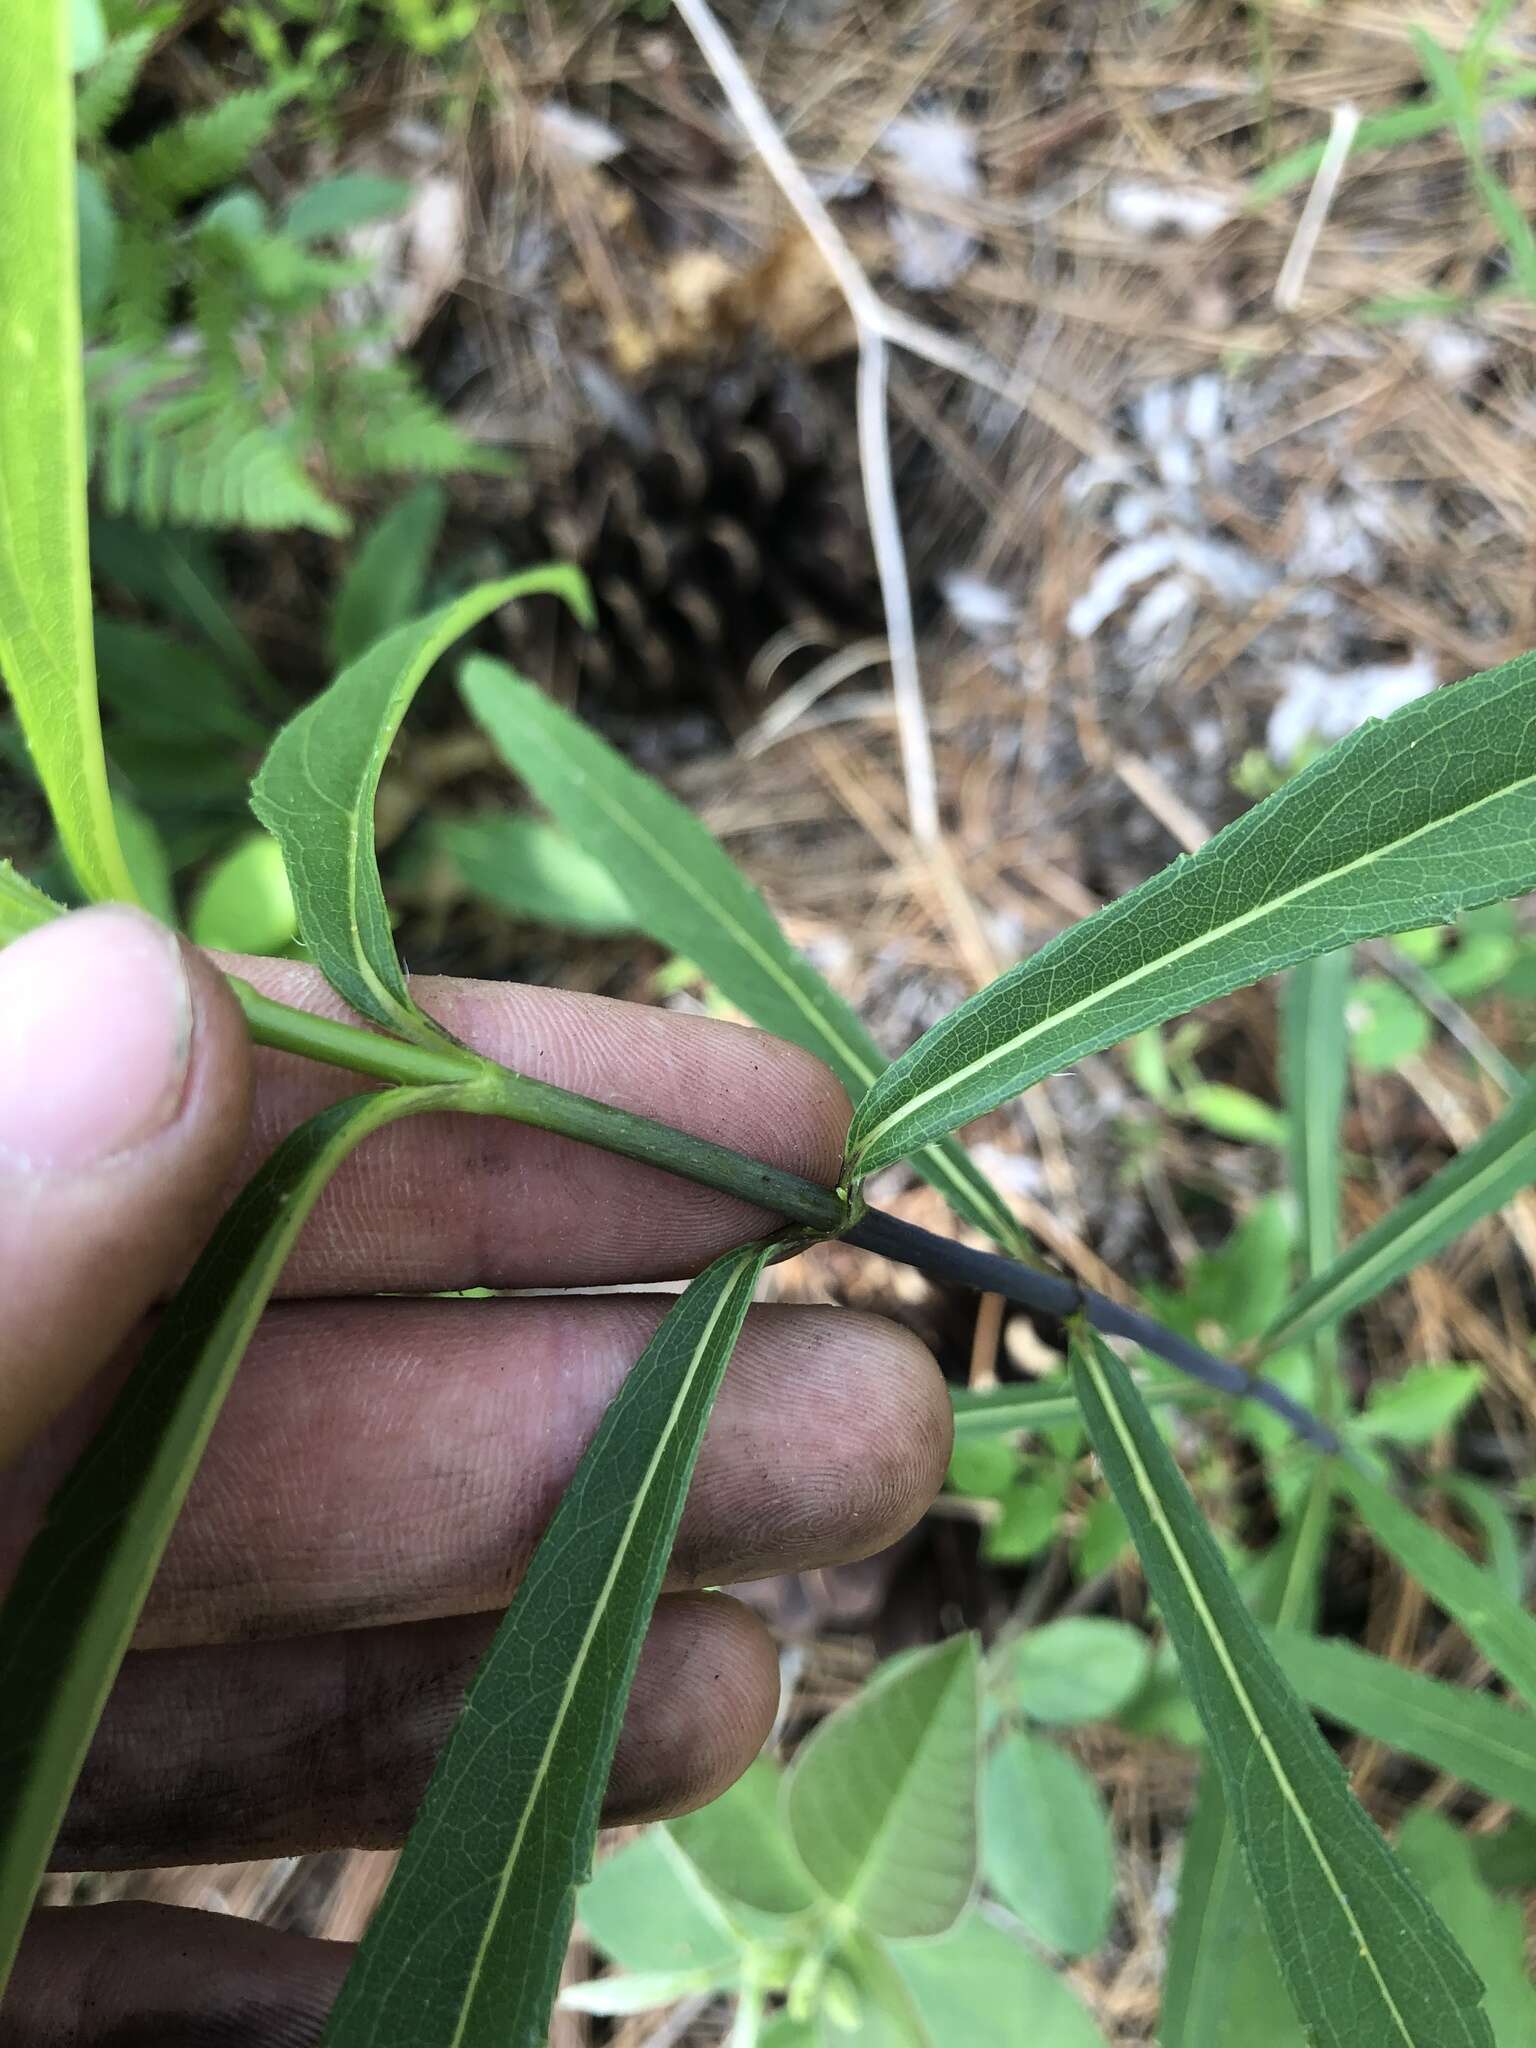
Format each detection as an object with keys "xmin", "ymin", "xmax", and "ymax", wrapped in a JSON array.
[{"xmin": 0, "ymin": 907, "xmax": 948, "ymax": 2045}]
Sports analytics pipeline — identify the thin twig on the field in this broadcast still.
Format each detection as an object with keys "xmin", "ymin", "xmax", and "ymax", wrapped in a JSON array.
[
  {"xmin": 857, "ymin": 330, "xmax": 940, "ymax": 840},
  {"xmin": 1367, "ymin": 943, "xmax": 1524, "ymax": 1097},
  {"xmin": 846, "ymin": 1207, "xmax": 1345, "ymax": 1456},
  {"xmin": 671, "ymin": 0, "xmax": 1105, "ymax": 847}
]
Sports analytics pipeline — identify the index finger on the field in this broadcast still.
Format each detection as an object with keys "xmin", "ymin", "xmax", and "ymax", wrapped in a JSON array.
[{"xmin": 221, "ymin": 955, "xmax": 851, "ymax": 1296}]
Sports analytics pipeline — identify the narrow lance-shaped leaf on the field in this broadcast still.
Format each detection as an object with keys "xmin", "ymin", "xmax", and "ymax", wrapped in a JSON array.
[
  {"xmin": 459, "ymin": 655, "xmax": 1028, "ymax": 1253},
  {"xmin": 1162, "ymin": 1484, "xmax": 1331, "ymax": 2048},
  {"xmin": 1264, "ymin": 1079, "xmax": 1536, "ymax": 1355},
  {"xmin": 322, "ymin": 1239, "xmax": 775, "ymax": 2048},
  {"xmin": 850, "ymin": 662, "xmax": 1536, "ymax": 1177},
  {"xmin": 0, "ymin": 1085, "xmax": 454, "ymax": 1995},
  {"xmin": 1266, "ymin": 1629, "xmax": 1536, "ymax": 1816},
  {"xmin": 1338, "ymin": 1468, "xmax": 1536, "ymax": 1715},
  {"xmin": 0, "ymin": 0, "xmax": 136, "ymax": 903},
  {"xmin": 251, "ymin": 573, "xmax": 591, "ymax": 1046},
  {"xmin": 1069, "ymin": 1325, "xmax": 1491, "ymax": 2048}
]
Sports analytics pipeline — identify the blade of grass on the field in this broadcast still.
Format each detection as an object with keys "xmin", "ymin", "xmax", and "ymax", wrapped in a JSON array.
[
  {"xmin": 1266, "ymin": 1629, "xmax": 1536, "ymax": 1813},
  {"xmin": 1414, "ymin": 28, "xmax": 1536, "ymax": 300},
  {"xmin": 321, "ymin": 1239, "xmax": 776, "ymax": 2048},
  {"xmin": 1250, "ymin": 68, "xmax": 1536, "ymax": 206},
  {"xmin": 850, "ymin": 660, "xmax": 1536, "ymax": 1178},
  {"xmin": 0, "ymin": 1083, "xmax": 459, "ymax": 1995},
  {"xmin": 950, "ymin": 1378, "xmax": 1207, "ymax": 1437},
  {"xmin": 1070, "ymin": 1326, "xmax": 1490, "ymax": 2048},
  {"xmin": 459, "ymin": 655, "xmax": 1028, "ymax": 1254},
  {"xmin": 1338, "ymin": 1469, "xmax": 1536, "ymax": 1713},
  {"xmin": 1282, "ymin": 952, "xmax": 1350, "ymax": 1322},
  {"xmin": 1263, "ymin": 1079, "xmax": 1536, "ymax": 1354},
  {"xmin": 0, "ymin": 0, "xmax": 135, "ymax": 903}
]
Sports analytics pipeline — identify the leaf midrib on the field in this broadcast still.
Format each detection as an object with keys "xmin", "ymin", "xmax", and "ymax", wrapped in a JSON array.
[
  {"xmin": 857, "ymin": 761, "xmax": 1536, "ymax": 1164},
  {"xmin": 1077, "ymin": 1339, "xmax": 1419, "ymax": 2046}
]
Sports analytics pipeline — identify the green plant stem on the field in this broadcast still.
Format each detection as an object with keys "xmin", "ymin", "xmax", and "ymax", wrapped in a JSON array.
[
  {"xmin": 231, "ymin": 980, "xmax": 483, "ymax": 1086},
  {"xmin": 230, "ymin": 977, "xmax": 851, "ymax": 1233},
  {"xmin": 232, "ymin": 976, "xmax": 1339, "ymax": 1448},
  {"xmin": 468, "ymin": 1066, "xmax": 851, "ymax": 1233}
]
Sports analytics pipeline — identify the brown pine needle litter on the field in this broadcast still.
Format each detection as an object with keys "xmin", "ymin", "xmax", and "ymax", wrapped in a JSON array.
[{"xmin": 50, "ymin": 2, "xmax": 1536, "ymax": 2038}]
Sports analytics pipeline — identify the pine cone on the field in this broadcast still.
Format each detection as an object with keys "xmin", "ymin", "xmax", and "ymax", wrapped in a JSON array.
[{"xmin": 497, "ymin": 355, "xmax": 882, "ymax": 727}]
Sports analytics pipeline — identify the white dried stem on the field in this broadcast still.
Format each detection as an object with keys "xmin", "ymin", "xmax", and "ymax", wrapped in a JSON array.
[{"xmin": 1274, "ymin": 103, "xmax": 1361, "ymax": 314}]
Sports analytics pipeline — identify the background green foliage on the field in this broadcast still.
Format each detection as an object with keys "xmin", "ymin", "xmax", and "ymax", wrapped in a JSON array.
[{"xmin": 74, "ymin": 1, "xmax": 505, "ymax": 537}]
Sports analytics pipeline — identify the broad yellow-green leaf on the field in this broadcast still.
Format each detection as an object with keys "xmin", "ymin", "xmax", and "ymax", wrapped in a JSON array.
[
  {"xmin": 849, "ymin": 664, "xmax": 1536, "ymax": 1177},
  {"xmin": 0, "ymin": 863, "xmax": 64, "ymax": 946},
  {"xmin": 1070, "ymin": 1326, "xmax": 1490, "ymax": 2048},
  {"xmin": 0, "ymin": 0, "xmax": 135, "ymax": 903},
  {"xmin": 1338, "ymin": 1469, "xmax": 1536, "ymax": 1713},
  {"xmin": 1265, "ymin": 1081, "xmax": 1536, "ymax": 1354},
  {"xmin": 578, "ymin": 1830, "xmax": 740, "ymax": 1976},
  {"xmin": 251, "ymin": 572, "xmax": 589, "ymax": 1043},
  {"xmin": 0, "ymin": 1085, "xmax": 453, "ymax": 1997},
  {"xmin": 1266, "ymin": 1629, "xmax": 1536, "ymax": 1813},
  {"xmin": 322, "ymin": 1241, "xmax": 773, "ymax": 2048},
  {"xmin": 668, "ymin": 1759, "xmax": 817, "ymax": 1917},
  {"xmin": 1353, "ymin": 1364, "xmax": 1483, "ymax": 1447},
  {"xmin": 784, "ymin": 1637, "xmax": 979, "ymax": 1939},
  {"xmin": 891, "ymin": 1911, "xmax": 1107, "ymax": 2048},
  {"xmin": 458, "ymin": 655, "xmax": 1028, "ymax": 1253},
  {"xmin": 982, "ymin": 1731, "xmax": 1114, "ymax": 1955}
]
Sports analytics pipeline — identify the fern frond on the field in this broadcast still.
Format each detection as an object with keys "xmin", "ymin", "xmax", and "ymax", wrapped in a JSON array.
[
  {"xmin": 106, "ymin": 221, "xmax": 178, "ymax": 346},
  {"xmin": 125, "ymin": 88, "xmax": 289, "ymax": 209},
  {"xmin": 328, "ymin": 365, "xmax": 510, "ymax": 480},
  {"xmin": 77, "ymin": 27, "xmax": 157, "ymax": 144},
  {"xmin": 85, "ymin": 352, "xmax": 350, "ymax": 536}
]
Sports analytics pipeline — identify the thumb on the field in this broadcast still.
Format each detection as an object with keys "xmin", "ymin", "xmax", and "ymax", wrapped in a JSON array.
[{"xmin": 0, "ymin": 906, "xmax": 252, "ymax": 1464}]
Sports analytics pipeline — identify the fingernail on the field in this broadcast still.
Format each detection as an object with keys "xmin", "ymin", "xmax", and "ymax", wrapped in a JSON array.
[{"xmin": 0, "ymin": 907, "xmax": 193, "ymax": 1172}]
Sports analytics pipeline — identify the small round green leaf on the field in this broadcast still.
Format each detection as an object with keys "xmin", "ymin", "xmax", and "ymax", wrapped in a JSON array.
[
  {"xmin": 1009, "ymin": 1619, "xmax": 1151, "ymax": 1726},
  {"xmin": 1345, "ymin": 976, "xmax": 1432, "ymax": 1071},
  {"xmin": 892, "ymin": 1910, "xmax": 1107, "ymax": 2048}
]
